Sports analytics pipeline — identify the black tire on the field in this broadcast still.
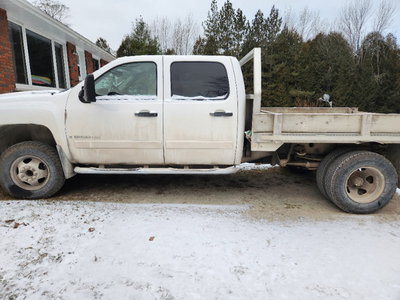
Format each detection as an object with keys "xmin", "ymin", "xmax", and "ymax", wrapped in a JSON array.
[
  {"xmin": 324, "ymin": 151, "xmax": 398, "ymax": 214},
  {"xmin": 0, "ymin": 141, "xmax": 65, "ymax": 199},
  {"xmin": 316, "ymin": 148, "xmax": 354, "ymax": 199}
]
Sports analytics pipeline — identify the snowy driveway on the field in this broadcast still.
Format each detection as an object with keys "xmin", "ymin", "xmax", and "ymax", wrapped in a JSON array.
[{"xmin": 0, "ymin": 166, "xmax": 399, "ymax": 299}]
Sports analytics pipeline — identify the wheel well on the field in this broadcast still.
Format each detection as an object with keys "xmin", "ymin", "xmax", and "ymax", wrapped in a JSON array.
[
  {"xmin": 0, "ymin": 125, "xmax": 56, "ymax": 157},
  {"xmin": 282, "ymin": 143, "xmax": 388, "ymax": 170}
]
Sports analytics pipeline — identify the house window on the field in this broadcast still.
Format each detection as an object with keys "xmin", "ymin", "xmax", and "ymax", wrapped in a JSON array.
[
  {"xmin": 93, "ymin": 58, "xmax": 100, "ymax": 71},
  {"xmin": 8, "ymin": 22, "xmax": 27, "ymax": 84},
  {"xmin": 26, "ymin": 29, "xmax": 55, "ymax": 87},
  {"xmin": 7, "ymin": 21, "xmax": 69, "ymax": 89},
  {"xmin": 77, "ymin": 52, "xmax": 81, "ymax": 79},
  {"xmin": 171, "ymin": 62, "xmax": 229, "ymax": 100}
]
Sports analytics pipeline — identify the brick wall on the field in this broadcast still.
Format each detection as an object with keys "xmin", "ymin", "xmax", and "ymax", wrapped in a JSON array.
[
  {"xmin": 100, "ymin": 59, "xmax": 108, "ymax": 67},
  {"xmin": 0, "ymin": 8, "xmax": 16, "ymax": 94},
  {"xmin": 84, "ymin": 51, "xmax": 94, "ymax": 75},
  {"xmin": 66, "ymin": 42, "xmax": 79, "ymax": 87}
]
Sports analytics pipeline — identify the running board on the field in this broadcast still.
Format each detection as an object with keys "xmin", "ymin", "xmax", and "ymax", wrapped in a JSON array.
[{"xmin": 74, "ymin": 166, "xmax": 238, "ymax": 175}]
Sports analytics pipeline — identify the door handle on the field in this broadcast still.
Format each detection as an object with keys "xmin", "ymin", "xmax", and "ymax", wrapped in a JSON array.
[
  {"xmin": 210, "ymin": 111, "xmax": 233, "ymax": 117},
  {"xmin": 135, "ymin": 110, "xmax": 158, "ymax": 117}
]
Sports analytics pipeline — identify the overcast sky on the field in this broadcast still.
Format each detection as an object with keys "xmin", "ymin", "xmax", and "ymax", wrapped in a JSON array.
[{"xmin": 57, "ymin": 0, "xmax": 400, "ymax": 52}]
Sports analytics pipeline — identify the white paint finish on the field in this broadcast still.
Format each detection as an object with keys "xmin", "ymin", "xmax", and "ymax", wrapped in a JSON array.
[
  {"xmin": 0, "ymin": 89, "xmax": 71, "ymax": 154},
  {"xmin": 253, "ymin": 109, "xmax": 400, "ymax": 136},
  {"xmin": 65, "ymin": 56, "xmax": 164, "ymax": 165},
  {"xmin": 74, "ymin": 140, "xmax": 162, "ymax": 149},
  {"xmin": 253, "ymin": 112, "xmax": 365, "ymax": 134},
  {"xmin": 361, "ymin": 114, "xmax": 372, "ymax": 136},
  {"xmin": 250, "ymin": 107, "xmax": 400, "ymax": 151},
  {"xmin": 163, "ymin": 56, "xmax": 239, "ymax": 165},
  {"xmin": 262, "ymin": 107, "xmax": 358, "ymax": 114},
  {"xmin": 231, "ymin": 57, "xmax": 246, "ymax": 165},
  {"xmin": 371, "ymin": 115, "xmax": 400, "ymax": 133},
  {"xmin": 65, "ymin": 99, "xmax": 164, "ymax": 164},
  {"xmin": 240, "ymin": 48, "xmax": 261, "ymax": 114},
  {"xmin": 165, "ymin": 141, "xmax": 233, "ymax": 149}
]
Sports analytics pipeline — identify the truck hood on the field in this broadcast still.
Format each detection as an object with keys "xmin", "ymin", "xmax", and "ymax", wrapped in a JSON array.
[
  {"xmin": 0, "ymin": 89, "xmax": 71, "ymax": 127},
  {"xmin": 0, "ymin": 89, "xmax": 68, "ymax": 105}
]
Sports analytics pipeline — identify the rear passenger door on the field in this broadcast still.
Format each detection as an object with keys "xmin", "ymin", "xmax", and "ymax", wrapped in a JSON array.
[{"xmin": 163, "ymin": 57, "xmax": 238, "ymax": 165}]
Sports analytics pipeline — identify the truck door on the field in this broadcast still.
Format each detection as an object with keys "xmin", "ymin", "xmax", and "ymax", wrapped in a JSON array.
[
  {"xmin": 65, "ymin": 58, "xmax": 164, "ymax": 165},
  {"xmin": 163, "ymin": 57, "xmax": 238, "ymax": 165}
]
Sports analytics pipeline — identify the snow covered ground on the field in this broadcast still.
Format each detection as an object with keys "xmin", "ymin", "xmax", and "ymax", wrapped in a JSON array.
[{"xmin": 0, "ymin": 200, "xmax": 399, "ymax": 300}]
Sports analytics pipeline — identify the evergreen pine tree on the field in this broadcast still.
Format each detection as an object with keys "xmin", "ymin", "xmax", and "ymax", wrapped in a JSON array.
[
  {"xmin": 266, "ymin": 27, "xmax": 303, "ymax": 107},
  {"xmin": 96, "ymin": 37, "xmax": 113, "ymax": 55},
  {"xmin": 356, "ymin": 33, "xmax": 400, "ymax": 112},
  {"xmin": 218, "ymin": 0, "xmax": 236, "ymax": 55},
  {"xmin": 264, "ymin": 6, "xmax": 282, "ymax": 56},
  {"xmin": 301, "ymin": 32, "xmax": 355, "ymax": 108},
  {"xmin": 242, "ymin": 10, "xmax": 266, "ymax": 54},
  {"xmin": 201, "ymin": 0, "xmax": 220, "ymax": 55},
  {"xmin": 117, "ymin": 18, "xmax": 161, "ymax": 57},
  {"xmin": 232, "ymin": 9, "xmax": 247, "ymax": 57}
]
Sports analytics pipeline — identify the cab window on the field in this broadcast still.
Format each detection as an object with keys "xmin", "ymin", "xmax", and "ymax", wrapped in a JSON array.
[
  {"xmin": 95, "ymin": 62, "xmax": 157, "ymax": 97},
  {"xmin": 171, "ymin": 62, "xmax": 229, "ymax": 100}
]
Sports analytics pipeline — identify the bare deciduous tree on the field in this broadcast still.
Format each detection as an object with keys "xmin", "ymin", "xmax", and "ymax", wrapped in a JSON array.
[
  {"xmin": 283, "ymin": 6, "xmax": 326, "ymax": 41},
  {"xmin": 150, "ymin": 16, "xmax": 172, "ymax": 54},
  {"xmin": 339, "ymin": 0, "xmax": 372, "ymax": 52},
  {"xmin": 33, "ymin": 0, "xmax": 71, "ymax": 26},
  {"xmin": 151, "ymin": 14, "xmax": 200, "ymax": 55},
  {"xmin": 283, "ymin": 6, "xmax": 296, "ymax": 31},
  {"xmin": 297, "ymin": 6, "xmax": 313, "ymax": 39},
  {"xmin": 172, "ymin": 14, "xmax": 199, "ymax": 55},
  {"xmin": 373, "ymin": 0, "xmax": 396, "ymax": 34}
]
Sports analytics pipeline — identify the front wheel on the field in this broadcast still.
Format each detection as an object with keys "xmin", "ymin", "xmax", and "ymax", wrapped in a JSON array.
[
  {"xmin": 324, "ymin": 151, "xmax": 398, "ymax": 214},
  {"xmin": 0, "ymin": 142, "xmax": 65, "ymax": 199}
]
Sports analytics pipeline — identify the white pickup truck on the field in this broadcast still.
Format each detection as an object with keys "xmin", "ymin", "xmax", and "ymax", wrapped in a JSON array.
[{"xmin": 0, "ymin": 48, "xmax": 399, "ymax": 214}]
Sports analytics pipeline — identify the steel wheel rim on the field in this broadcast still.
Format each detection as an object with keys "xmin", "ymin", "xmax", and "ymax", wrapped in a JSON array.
[
  {"xmin": 345, "ymin": 167, "xmax": 385, "ymax": 204},
  {"xmin": 10, "ymin": 155, "xmax": 50, "ymax": 191}
]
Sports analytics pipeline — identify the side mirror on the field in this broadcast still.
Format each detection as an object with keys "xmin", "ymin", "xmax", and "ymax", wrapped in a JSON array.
[{"xmin": 79, "ymin": 74, "xmax": 96, "ymax": 103}]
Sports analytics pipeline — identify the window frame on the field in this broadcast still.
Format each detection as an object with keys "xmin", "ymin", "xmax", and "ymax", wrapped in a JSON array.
[
  {"xmin": 170, "ymin": 61, "xmax": 230, "ymax": 101},
  {"xmin": 54, "ymin": 41, "xmax": 67, "ymax": 89},
  {"xmin": 8, "ymin": 20, "xmax": 70, "ymax": 91},
  {"xmin": 8, "ymin": 22, "xmax": 28, "ymax": 85},
  {"xmin": 26, "ymin": 28, "xmax": 56, "ymax": 88},
  {"xmin": 94, "ymin": 61, "xmax": 158, "ymax": 98},
  {"xmin": 92, "ymin": 56, "xmax": 100, "ymax": 72}
]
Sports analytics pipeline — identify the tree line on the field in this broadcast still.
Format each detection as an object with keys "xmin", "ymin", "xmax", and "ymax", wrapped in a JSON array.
[{"xmin": 105, "ymin": 0, "xmax": 400, "ymax": 113}]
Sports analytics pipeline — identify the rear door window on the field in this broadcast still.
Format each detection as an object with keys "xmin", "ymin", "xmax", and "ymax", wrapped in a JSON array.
[{"xmin": 171, "ymin": 62, "xmax": 229, "ymax": 100}]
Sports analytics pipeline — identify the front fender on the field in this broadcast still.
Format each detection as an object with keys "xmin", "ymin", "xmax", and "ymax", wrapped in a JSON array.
[{"xmin": 0, "ymin": 90, "xmax": 73, "ymax": 163}]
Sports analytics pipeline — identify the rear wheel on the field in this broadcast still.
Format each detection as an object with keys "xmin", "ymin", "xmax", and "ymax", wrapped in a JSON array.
[
  {"xmin": 324, "ymin": 151, "xmax": 397, "ymax": 214},
  {"xmin": 0, "ymin": 142, "xmax": 65, "ymax": 199},
  {"xmin": 316, "ymin": 148, "xmax": 354, "ymax": 199}
]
